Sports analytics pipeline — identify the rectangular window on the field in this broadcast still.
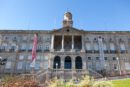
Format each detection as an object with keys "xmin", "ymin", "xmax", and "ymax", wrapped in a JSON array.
[
  {"xmin": 125, "ymin": 62, "xmax": 130, "ymax": 70},
  {"xmin": 36, "ymin": 55, "xmax": 41, "ymax": 60},
  {"xmin": 44, "ymin": 62, "xmax": 48, "ymax": 69},
  {"xmin": 19, "ymin": 55, "xmax": 24, "ymax": 60},
  {"xmin": 28, "ymin": 43, "xmax": 32, "ymax": 50},
  {"xmin": 5, "ymin": 61, "xmax": 11, "ymax": 69},
  {"xmin": 87, "ymin": 62, "xmax": 92, "ymax": 69},
  {"xmin": 35, "ymin": 62, "xmax": 40, "ymax": 70},
  {"xmin": 21, "ymin": 43, "xmax": 26, "ymax": 50},
  {"xmin": 96, "ymin": 57, "xmax": 99, "ymax": 60},
  {"xmin": 28, "ymin": 55, "xmax": 32, "ymax": 60},
  {"xmin": 86, "ymin": 43, "xmax": 91, "ymax": 50},
  {"xmin": 94, "ymin": 43, "xmax": 99, "ymax": 51},
  {"xmin": 110, "ymin": 43, "xmax": 115, "ymax": 50},
  {"xmin": 104, "ymin": 57, "xmax": 107, "ymax": 60},
  {"xmin": 23, "ymin": 36, "xmax": 27, "ymax": 41},
  {"xmin": 26, "ymin": 62, "xmax": 31, "ymax": 70},
  {"xmin": 17, "ymin": 62, "xmax": 23, "ymax": 70},
  {"xmin": 96, "ymin": 62, "xmax": 101, "ymax": 70},
  {"xmin": 103, "ymin": 43, "xmax": 107, "ymax": 50}
]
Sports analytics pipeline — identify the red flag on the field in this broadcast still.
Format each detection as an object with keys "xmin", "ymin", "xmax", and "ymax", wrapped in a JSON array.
[{"xmin": 30, "ymin": 33, "xmax": 38, "ymax": 67}]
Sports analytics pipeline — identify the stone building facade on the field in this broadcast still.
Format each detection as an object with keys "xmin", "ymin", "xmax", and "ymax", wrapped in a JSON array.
[{"xmin": 0, "ymin": 12, "xmax": 130, "ymax": 78}]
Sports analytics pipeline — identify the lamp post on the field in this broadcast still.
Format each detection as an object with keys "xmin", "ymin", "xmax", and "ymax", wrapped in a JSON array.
[
  {"xmin": 0, "ymin": 57, "xmax": 7, "ymax": 78},
  {"xmin": 0, "ymin": 57, "xmax": 7, "ymax": 66},
  {"xmin": 56, "ymin": 63, "xmax": 58, "ymax": 79},
  {"xmin": 116, "ymin": 57, "xmax": 121, "ymax": 76}
]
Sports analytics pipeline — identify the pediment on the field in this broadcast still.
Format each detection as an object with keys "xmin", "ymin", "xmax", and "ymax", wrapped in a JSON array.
[{"xmin": 51, "ymin": 27, "xmax": 85, "ymax": 34}]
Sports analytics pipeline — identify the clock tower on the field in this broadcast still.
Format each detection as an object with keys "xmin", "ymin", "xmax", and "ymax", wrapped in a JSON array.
[{"xmin": 63, "ymin": 12, "xmax": 73, "ymax": 27}]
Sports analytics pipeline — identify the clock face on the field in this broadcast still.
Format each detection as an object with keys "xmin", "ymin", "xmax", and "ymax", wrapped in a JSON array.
[
  {"xmin": 64, "ymin": 13, "xmax": 72, "ymax": 20},
  {"xmin": 64, "ymin": 15, "xmax": 69, "ymax": 20}
]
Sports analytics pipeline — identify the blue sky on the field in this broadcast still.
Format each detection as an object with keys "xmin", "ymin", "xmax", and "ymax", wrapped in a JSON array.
[{"xmin": 0, "ymin": 0, "xmax": 130, "ymax": 31}]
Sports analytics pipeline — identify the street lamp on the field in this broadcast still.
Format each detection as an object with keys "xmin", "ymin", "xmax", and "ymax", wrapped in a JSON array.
[
  {"xmin": 116, "ymin": 57, "xmax": 121, "ymax": 76},
  {"xmin": 56, "ymin": 63, "xmax": 58, "ymax": 79},
  {"xmin": 0, "ymin": 57, "xmax": 7, "ymax": 65},
  {"xmin": 0, "ymin": 57, "xmax": 7, "ymax": 78}
]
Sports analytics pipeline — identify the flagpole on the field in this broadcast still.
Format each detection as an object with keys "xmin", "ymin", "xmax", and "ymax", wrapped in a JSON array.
[{"xmin": 30, "ymin": 33, "xmax": 38, "ymax": 81}]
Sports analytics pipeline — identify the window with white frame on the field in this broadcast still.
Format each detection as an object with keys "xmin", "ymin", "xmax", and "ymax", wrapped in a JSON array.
[
  {"xmin": 2, "ymin": 43, "xmax": 7, "ymax": 50},
  {"xmin": 44, "ymin": 56, "xmax": 48, "ymax": 61},
  {"xmin": 86, "ymin": 43, "xmax": 91, "ymax": 50},
  {"xmin": 17, "ymin": 62, "xmax": 23, "ymax": 70},
  {"xmin": 96, "ymin": 62, "xmax": 101, "ymax": 70},
  {"xmin": 5, "ymin": 61, "xmax": 11, "ymax": 69},
  {"xmin": 23, "ymin": 36, "xmax": 27, "ymax": 41},
  {"xmin": 43, "ymin": 35, "xmax": 50, "ymax": 41},
  {"xmin": 26, "ymin": 62, "xmax": 31, "ymax": 70},
  {"xmin": 120, "ymin": 43, "xmax": 125, "ymax": 50},
  {"xmin": 35, "ymin": 62, "xmax": 40, "ymax": 70},
  {"xmin": 110, "ymin": 43, "xmax": 115, "ymax": 50},
  {"xmin": 44, "ymin": 62, "xmax": 48, "ymax": 69},
  {"xmin": 28, "ymin": 43, "xmax": 32, "ymax": 50},
  {"xmin": 36, "ymin": 55, "xmax": 41, "ymax": 60},
  {"xmin": 28, "ymin": 55, "xmax": 32, "ymax": 60},
  {"xmin": 44, "ymin": 44, "xmax": 49, "ymax": 51},
  {"xmin": 87, "ymin": 62, "xmax": 92, "ymax": 69},
  {"xmin": 125, "ymin": 62, "xmax": 130, "ymax": 70},
  {"xmin": 19, "ymin": 55, "xmax": 24, "ymax": 60},
  {"xmin": 37, "ymin": 44, "xmax": 42, "ymax": 50},
  {"xmin": 21, "ymin": 43, "xmax": 26, "ymax": 50},
  {"xmin": 103, "ymin": 43, "xmax": 107, "ymax": 50},
  {"xmin": 94, "ymin": 43, "xmax": 99, "ymax": 51}
]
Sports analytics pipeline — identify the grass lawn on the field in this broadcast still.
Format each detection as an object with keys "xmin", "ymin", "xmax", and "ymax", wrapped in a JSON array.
[{"xmin": 111, "ymin": 78, "xmax": 130, "ymax": 87}]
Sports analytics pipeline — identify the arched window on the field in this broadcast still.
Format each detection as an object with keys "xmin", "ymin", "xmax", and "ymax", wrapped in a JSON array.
[
  {"xmin": 64, "ymin": 56, "xmax": 72, "ymax": 69},
  {"xmin": 75, "ymin": 56, "xmax": 82, "ymax": 69},
  {"xmin": 53, "ymin": 56, "xmax": 61, "ymax": 69}
]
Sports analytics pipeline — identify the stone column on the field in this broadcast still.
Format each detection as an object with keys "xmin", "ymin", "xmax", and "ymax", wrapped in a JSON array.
[
  {"xmin": 61, "ymin": 56, "xmax": 64, "ymax": 69},
  {"xmin": 71, "ymin": 35, "xmax": 75, "ymax": 52},
  {"xmin": 83, "ymin": 58, "xmax": 86, "ymax": 70},
  {"xmin": 81, "ymin": 35, "xmax": 85, "ymax": 52},
  {"xmin": 61, "ymin": 35, "xmax": 64, "ymax": 52},
  {"xmin": 72, "ymin": 58, "xmax": 75, "ymax": 69},
  {"xmin": 51, "ymin": 35, "xmax": 54, "ymax": 52}
]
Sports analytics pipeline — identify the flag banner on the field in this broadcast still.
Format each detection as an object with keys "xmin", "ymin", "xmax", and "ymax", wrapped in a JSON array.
[{"xmin": 30, "ymin": 33, "xmax": 38, "ymax": 68}]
